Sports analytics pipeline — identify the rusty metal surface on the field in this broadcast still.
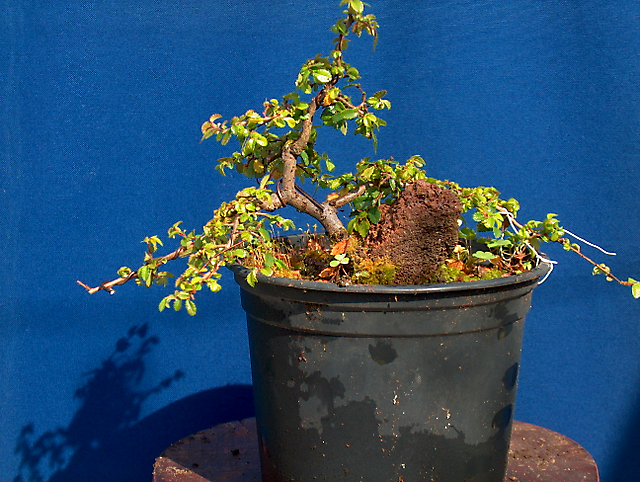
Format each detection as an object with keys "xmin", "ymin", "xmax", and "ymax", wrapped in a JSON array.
[{"xmin": 154, "ymin": 418, "xmax": 598, "ymax": 482}]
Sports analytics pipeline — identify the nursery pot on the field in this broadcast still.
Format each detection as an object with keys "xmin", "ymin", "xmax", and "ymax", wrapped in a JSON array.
[{"xmin": 231, "ymin": 259, "xmax": 550, "ymax": 482}]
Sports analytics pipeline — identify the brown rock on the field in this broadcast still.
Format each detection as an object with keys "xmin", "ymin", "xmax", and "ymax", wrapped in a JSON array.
[{"xmin": 365, "ymin": 179, "xmax": 462, "ymax": 284}]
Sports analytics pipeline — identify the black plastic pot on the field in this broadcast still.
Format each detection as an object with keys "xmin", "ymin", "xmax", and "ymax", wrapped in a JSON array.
[{"xmin": 231, "ymin": 260, "xmax": 550, "ymax": 482}]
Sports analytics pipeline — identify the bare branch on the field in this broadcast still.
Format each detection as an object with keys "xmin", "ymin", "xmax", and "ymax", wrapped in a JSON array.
[{"xmin": 77, "ymin": 246, "xmax": 188, "ymax": 295}]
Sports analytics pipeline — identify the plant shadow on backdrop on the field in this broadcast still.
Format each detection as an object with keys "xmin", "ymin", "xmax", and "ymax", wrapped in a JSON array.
[{"xmin": 13, "ymin": 323, "xmax": 254, "ymax": 482}]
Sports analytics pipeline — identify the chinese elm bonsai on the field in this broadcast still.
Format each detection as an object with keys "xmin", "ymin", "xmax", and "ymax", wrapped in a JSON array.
[{"xmin": 78, "ymin": 0, "xmax": 639, "ymax": 315}]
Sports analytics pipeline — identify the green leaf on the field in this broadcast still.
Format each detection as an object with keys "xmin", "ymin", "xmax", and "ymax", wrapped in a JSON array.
[
  {"xmin": 313, "ymin": 69, "xmax": 332, "ymax": 83},
  {"xmin": 246, "ymin": 270, "xmax": 258, "ymax": 287},
  {"xmin": 138, "ymin": 265, "xmax": 153, "ymax": 288},
  {"xmin": 592, "ymin": 264, "xmax": 610, "ymax": 276},
  {"xmin": 472, "ymin": 251, "xmax": 497, "ymax": 261},
  {"xmin": 367, "ymin": 206, "xmax": 381, "ymax": 224},
  {"xmin": 155, "ymin": 272, "xmax": 173, "ymax": 287},
  {"xmin": 285, "ymin": 117, "xmax": 297, "ymax": 128},
  {"xmin": 258, "ymin": 227, "xmax": 271, "ymax": 242},
  {"xmin": 326, "ymin": 159, "xmax": 336, "ymax": 172},
  {"xmin": 167, "ymin": 221, "xmax": 184, "ymax": 238},
  {"xmin": 332, "ymin": 108, "xmax": 359, "ymax": 122},
  {"xmin": 487, "ymin": 239, "xmax": 512, "ymax": 248},
  {"xmin": 259, "ymin": 174, "xmax": 271, "ymax": 190},
  {"xmin": 346, "ymin": 67, "xmax": 360, "ymax": 80},
  {"xmin": 332, "ymin": 18, "xmax": 349, "ymax": 35},
  {"xmin": 459, "ymin": 227, "xmax": 476, "ymax": 241},
  {"xmin": 185, "ymin": 299, "xmax": 197, "ymax": 316},
  {"xmin": 241, "ymin": 137, "xmax": 256, "ymax": 155},
  {"xmin": 252, "ymin": 132, "xmax": 269, "ymax": 147},
  {"xmin": 143, "ymin": 235, "xmax": 163, "ymax": 247},
  {"xmin": 360, "ymin": 165, "xmax": 375, "ymax": 181},
  {"xmin": 206, "ymin": 280, "xmax": 222, "ymax": 292},
  {"xmin": 329, "ymin": 254, "xmax": 350, "ymax": 268},
  {"xmin": 264, "ymin": 252, "xmax": 276, "ymax": 268},
  {"xmin": 348, "ymin": 0, "xmax": 364, "ymax": 14},
  {"xmin": 355, "ymin": 218, "xmax": 370, "ymax": 238},
  {"xmin": 472, "ymin": 210, "xmax": 486, "ymax": 223},
  {"xmin": 632, "ymin": 282, "xmax": 640, "ymax": 299}
]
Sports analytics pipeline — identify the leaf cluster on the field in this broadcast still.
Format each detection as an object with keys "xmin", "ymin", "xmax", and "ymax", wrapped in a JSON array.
[
  {"xmin": 322, "ymin": 155, "xmax": 427, "ymax": 237},
  {"xmin": 133, "ymin": 189, "xmax": 295, "ymax": 316},
  {"xmin": 199, "ymin": 0, "xmax": 388, "ymax": 191},
  {"xmin": 80, "ymin": 0, "xmax": 639, "ymax": 313}
]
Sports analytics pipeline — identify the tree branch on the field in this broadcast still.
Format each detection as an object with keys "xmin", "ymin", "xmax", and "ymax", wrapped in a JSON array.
[
  {"xmin": 329, "ymin": 184, "xmax": 368, "ymax": 208},
  {"xmin": 562, "ymin": 241, "xmax": 632, "ymax": 286},
  {"xmin": 77, "ymin": 246, "xmax": 188, "ymax": 294},
  {"xmin": 262, "ymin": 83, "xmax": 348, "ymax": 239}
]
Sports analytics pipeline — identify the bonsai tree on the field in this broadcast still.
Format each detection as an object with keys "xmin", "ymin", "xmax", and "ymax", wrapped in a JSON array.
[{"xmin": 78, "ymin": 0, "xmax": 639, "ymax": 315}]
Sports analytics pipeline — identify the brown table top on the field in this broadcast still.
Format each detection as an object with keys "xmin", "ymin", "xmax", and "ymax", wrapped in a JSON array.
[{"xmin": 153, "ymin": 418, "xmax": 598, "ymax": 482}]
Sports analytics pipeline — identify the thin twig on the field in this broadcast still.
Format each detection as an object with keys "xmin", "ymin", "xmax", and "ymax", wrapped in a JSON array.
[
  {"xmin": 561, "ymin": 241, "xmax": 631, "ymax": 286},
  {"xmin": 78, "ymin": 245, "xmax": 187, "ymax": 294},
  {"xmin": 495, "ymin": 207, "xmax": 631, "ymax": 287}
]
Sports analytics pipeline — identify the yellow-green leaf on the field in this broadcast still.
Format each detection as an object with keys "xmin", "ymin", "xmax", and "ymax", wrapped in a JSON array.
[
  {"xmin": 313, "ymin": 69, "xmax": 332, "ymax": 83},
  {"xmin": 185, "ymin": 299, "xmax": 197, "ymax": 316}
]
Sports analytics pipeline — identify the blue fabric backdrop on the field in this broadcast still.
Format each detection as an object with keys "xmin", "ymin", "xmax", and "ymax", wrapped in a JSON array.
[{"xmin": 1, "ymin": 1, "xmax": 638, "ymax": 481}]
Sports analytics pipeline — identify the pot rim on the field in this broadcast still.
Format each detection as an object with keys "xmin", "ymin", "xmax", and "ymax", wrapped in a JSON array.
[{"xmin": 228, "ymin": 261, "xmax": 551, "ymax": 295}]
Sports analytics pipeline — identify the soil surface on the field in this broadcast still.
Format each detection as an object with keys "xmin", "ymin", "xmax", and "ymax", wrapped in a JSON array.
[{"xmin": 365, "ymin": 179, "xmax": 462, "ymax": 284}]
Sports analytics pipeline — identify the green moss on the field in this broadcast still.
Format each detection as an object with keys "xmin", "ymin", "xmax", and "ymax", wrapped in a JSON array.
[
  {"xmin": 428, "ymin": 263, "xmax": 508, "ymax": 284},
  {"xmin": 479, "ymin": 269, "xmax": 504, "ymax": 280},
  {"xmin": 429, "ymin": 264, "xmax": 472, "ymax": 283},
  {"xmin": 353, "ymin": 257, "xmax": 397, "ymax": 285}
]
